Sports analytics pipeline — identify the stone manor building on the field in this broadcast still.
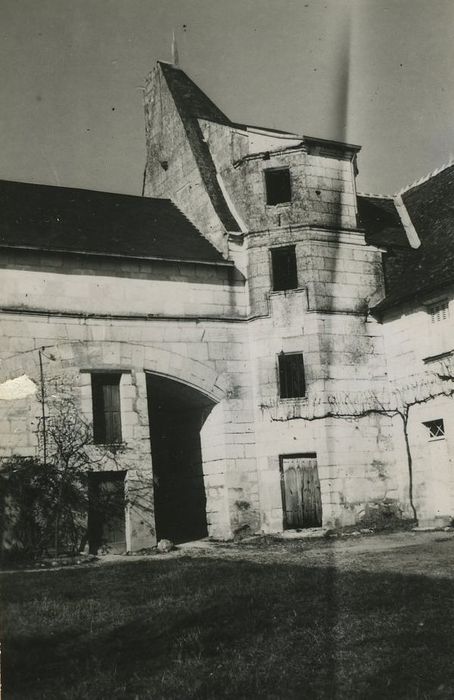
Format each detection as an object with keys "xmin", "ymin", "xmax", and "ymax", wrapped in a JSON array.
[{"xmin": 0, "ymin": 61, "xmax": 453, "ymax": 551}]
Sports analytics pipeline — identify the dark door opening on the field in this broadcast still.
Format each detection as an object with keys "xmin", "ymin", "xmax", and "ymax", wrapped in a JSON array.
[
  {"xmin": 147, "ymin": 374, "xmax": 214, "ymax": 544},
  {"xmin": 88, "ymin": 471, "xmax": 126, "ymax": 554},
  {"xmin": 280, "ymin": 454, "xmax": 322, "ymax": 529}
]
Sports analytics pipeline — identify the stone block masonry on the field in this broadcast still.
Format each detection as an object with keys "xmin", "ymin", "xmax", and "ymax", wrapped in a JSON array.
[
  {"xmin": 0, "ymin": 303, "xmax": 259, "ymax": 548},
  {"xmin": 1, "ymin": 59, "xmax": 434, "ymax": 551}
]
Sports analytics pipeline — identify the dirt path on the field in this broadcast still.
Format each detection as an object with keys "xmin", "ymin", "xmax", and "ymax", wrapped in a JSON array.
[
  {"xmin": 3, "ymin": 529, "xmax": 454, "ymax": 576},
  {"xmin": 97, "ymin": 529, "xmax": 454, "ymax": 580},
  {"xmin": 176, "ymin": 530, "xmax": 454, "ymax": 573}
]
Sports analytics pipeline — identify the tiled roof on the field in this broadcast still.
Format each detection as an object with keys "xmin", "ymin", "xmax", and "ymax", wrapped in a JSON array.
[
  {"xmin": 158, "ymin": 62, "xmax": 241, "ymax": 233},
  {"xmin": 360, "ymin": 164, "xmax": 454, "ymax": 314},
  {"xmin": 0, "ymin": 179, "xmax": 230, "ymax": 265}
]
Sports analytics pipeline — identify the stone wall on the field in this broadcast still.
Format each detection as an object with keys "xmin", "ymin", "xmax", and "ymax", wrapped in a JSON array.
[
  {"xmin": 0, "ymin": 246, "xmax": 259, "ymax": 548},
  {"xmin": 143, "ymin": 65, "xmax": 228, "ymax": 253},
  {"xmin": 242, "ymin": 212, "xmax": 401, "ymax": 530},
  {"xmin": 247, "ymin": 302, "xmax": 399, "ymax": 531},
  {"xmin": 382, "ymin": 289, "xmax": 454, "ymax": 525},
  {"xmin": 2, "ymin": 61, "xmax": 427, "ymax": 542},
  {"xmin": 245, "ymin": 226, "xmax": 383, "ymax": 317},
  {"xmin": 0, "ymin": 249, "xmax": 245, "ymax": 318},
  {"xmin": 201, "ymin": 119, "xmax": 358, "ymax": 233},
  {"xmin": 141, "ymin": 66, "xmax": 404, "ymax": 531}
]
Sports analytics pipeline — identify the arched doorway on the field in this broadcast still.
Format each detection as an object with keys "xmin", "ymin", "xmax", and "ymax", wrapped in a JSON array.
[{"xmin": 146, "ymin": 373, "xmax": 215, "ymax": 543}]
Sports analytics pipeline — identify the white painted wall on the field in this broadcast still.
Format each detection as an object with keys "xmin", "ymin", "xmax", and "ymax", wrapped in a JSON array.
[{"xmin": 382, "ymin": 288, "xmax": 454, "ymax": 524}]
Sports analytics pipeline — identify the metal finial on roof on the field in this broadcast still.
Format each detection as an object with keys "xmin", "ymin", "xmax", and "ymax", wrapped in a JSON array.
[{"xmin": 171, "ymin": 30, "xmax": 179, "ymax": 67}]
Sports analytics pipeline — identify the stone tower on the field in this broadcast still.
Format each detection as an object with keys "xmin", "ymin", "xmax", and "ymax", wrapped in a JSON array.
[{"xmin": 144, "ymin": 61, "xmax": 403, "ymax": 530}]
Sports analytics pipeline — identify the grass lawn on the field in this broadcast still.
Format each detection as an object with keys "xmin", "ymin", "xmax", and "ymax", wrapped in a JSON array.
[{"xmin": 2, "ymin": 535, "xmax": 454, "ymax": 699}]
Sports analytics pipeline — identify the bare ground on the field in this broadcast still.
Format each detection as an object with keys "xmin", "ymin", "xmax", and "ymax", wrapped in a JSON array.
[{"xmin": 2, "ymin": 530, "xmax": 454, "ymax": 699}]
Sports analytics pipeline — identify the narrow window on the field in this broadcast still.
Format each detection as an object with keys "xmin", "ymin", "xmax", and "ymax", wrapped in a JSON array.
[
  {"xmin": 278, "ymin": 353, "xmax": 306, "ymax": 399},
  {"xmin": 429, "ymin": 300, "xmax": 449, "ymax": 323},
  {"xmin": 423, "ymin": 419, "xmax": 445, "ymax": 440},
  {"xmin": 265, "ymin": 168, "xmax": 291, "ymax": 205},
  {"xmin": 91, "ymin": 373, "xmax": 122, "ymax": 444},
  {"xmin": 271, "ymin": 246, "xmax": 298, "ymax": 291}
]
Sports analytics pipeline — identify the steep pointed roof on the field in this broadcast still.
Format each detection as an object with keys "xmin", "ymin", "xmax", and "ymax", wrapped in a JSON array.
[
  {"xmin": 158, "ymin": 61, "xmax": 231, "ymax": 125},
  {"xmin": 157, "ymin": 62, "xmax": 241, "ymax": 232}
]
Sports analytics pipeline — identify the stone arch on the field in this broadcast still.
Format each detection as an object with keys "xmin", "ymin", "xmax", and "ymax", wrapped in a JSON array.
[
  {"xmin": 0, "ymin": 339, "xmax": 229, "ymax": 404},
  {"xmin": 0, "ymin": 337, "xmax": 235, "ymax": 546},
  {"xmin": 145, "ymin": 371, "xmax": 220, "ymax": 542}
]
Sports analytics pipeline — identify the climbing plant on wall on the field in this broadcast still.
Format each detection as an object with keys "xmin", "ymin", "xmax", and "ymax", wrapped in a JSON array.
[
  {"xmin": 0, "ymin": 368, "xmax": 125, "ymax": 560},
  {"xmin": 260, "ymin": 357, "xmax": 454, "ymax": 524}
]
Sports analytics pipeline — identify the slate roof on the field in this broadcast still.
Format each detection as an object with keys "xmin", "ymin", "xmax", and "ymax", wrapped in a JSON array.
[
  {"xmin": 0, "ymin": 179, "xmax": 230, "ymax": 265},
  {"xmin": 157, "ymin": 61, "xmax": 231, "ymax": 126},
  {"xmin": 358, "ymin": 164, "xmax": 454, "ymax": 314},
  {"xmin": 357, "ymin": 194, "xmax": 408, "ymax": 248}
]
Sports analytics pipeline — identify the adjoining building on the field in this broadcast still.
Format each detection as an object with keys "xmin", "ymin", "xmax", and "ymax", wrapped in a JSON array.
[
  {"xmin": 0, "ymin": 61, "xmax": 453, "ymax": 551},
  {"xmin": 361, "ymin": 165, "xmax": 454, "ymax": 527}
]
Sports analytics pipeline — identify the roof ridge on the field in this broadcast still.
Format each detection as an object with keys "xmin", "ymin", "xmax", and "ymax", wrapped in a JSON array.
[
  {"xmin": 396, "ymin": 158, "xmax": 454, "ymax": 195},
  {"xmin": 0, "ymin": 178, "xmax": 172, "ymax": 203},
  {"xmin": 357, "ymin": 191, "xmax": 393, "ymax": 199}
]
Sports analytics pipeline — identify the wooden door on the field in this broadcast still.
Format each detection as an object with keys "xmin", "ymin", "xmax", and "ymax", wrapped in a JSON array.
[
  {"xmin": 280, "ymin": 454, "xmax": 322, "ymax": 529},
  {"xmin": 88, "ymin": 472, "xmax": 126, "ymax": 554}
]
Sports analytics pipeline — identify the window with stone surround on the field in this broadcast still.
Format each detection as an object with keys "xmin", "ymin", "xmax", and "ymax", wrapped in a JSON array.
[
  {"xmin": 271, "ymin": 245, "xmax": 298, "ymax": 291},
  {"xmin": 91, "ymin": 373, "xmax": 122, "ymax": 444},
  {"xmin": 265, "ymin": 167, "xmax": 291, "ymax": 205},
  {"xmin": 278, "ymin": 352, "xmax": 306, "ymax": 399},
  {"xmin": 423, "ymin": 418, "xmax": 445, "ymax": 440}
]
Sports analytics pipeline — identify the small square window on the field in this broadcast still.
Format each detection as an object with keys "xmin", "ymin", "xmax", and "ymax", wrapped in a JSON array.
[
  {"xmin": 423, "ymin": 419, "xmax": 445, "ymax": 439},
  {"xmin": 278, "ymin": 353, "xmax": 306, "ymax": 399},
  {"xmin": 92, "ymin": 373, "xmax": 122, "ymax": 444},
  {"xmin": 271, "ymin": 246, "xmax": 298, "ymax": 291},
  {"xmin": 429, "ymin": 300, "xmax": 449, "ymax": 323},
  {"xmin": 265, "ymin": 168, "xmax": 291, "ymax": 205}
]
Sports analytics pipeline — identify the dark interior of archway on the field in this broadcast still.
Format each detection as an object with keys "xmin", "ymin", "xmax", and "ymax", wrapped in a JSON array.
[{"xmin": 146, "ymin": 374, "xmax": 214, "ymax": 544}]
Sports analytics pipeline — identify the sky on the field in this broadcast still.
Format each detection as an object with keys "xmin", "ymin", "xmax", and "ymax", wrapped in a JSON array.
[{"xmin": 1, "ymin": 0, "xmax": 454, "ymax": 197}]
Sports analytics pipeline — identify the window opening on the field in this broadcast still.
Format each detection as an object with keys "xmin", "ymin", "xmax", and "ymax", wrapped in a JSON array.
[
  {"xmin": 265, "ymin": 168, "xmax": 291, "ymax": 205},
  {"xmin": 92, "ymin": 373, "xmax": 122, "ymax": 444},
  {"xmin": 423, "ymin": 419, "xmax": 445, "ymax": 439},
  {"xmin": 271, "ymin": 246, "xmax": 298, "ymax": 291},
  {"xmin": 278, "ymin": 353, "xmax": 306, "ymax": 399}
]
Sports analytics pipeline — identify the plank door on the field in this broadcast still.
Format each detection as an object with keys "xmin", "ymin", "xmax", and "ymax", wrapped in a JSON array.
[
  {"xmin": 280, "ymin": 454, "xmax": 322, "ymax": 529},
  {"xmin": 88, "ymin": 471, "xmax": 126, "ymax": 554}
]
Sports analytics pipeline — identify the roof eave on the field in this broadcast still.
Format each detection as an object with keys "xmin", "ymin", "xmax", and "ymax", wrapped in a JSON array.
[
  {"xmin": 371, "ymin": 279, "xmax": 454, "ymax": 319},
  {"xmin": 0, "ymin": 243, "xmax": 233, "ymax": 268},
  {"xmin": 303, "ymin": 135, "xmax": 362, "ymax": 154}
]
